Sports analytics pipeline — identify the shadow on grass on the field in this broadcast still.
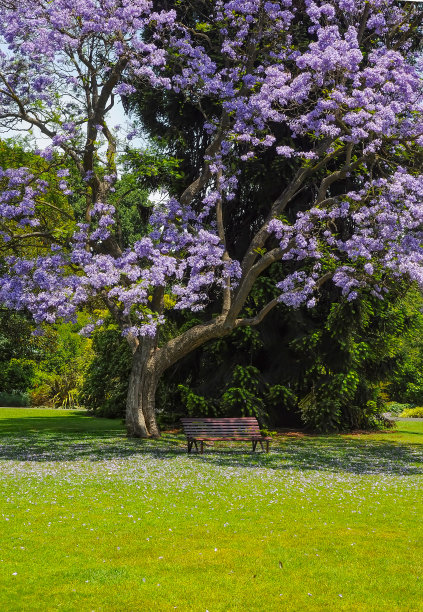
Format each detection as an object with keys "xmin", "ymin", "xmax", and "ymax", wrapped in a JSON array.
[
  {"xmin": 0, "ymin": 413, "xmax": 422, "ymax": 475},
  {"xmin": 193, "ymin": 438, "xmax": 423, "ymax": 476},
  {"xmin": 0, "ymin": 412, "xmax": 187, "ymax": 463}
]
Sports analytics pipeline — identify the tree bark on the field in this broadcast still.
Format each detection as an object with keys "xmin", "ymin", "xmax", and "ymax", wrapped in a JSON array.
[
  {"xmin": 125, "ymin": 317, "xmax": 231, "ymax": 438},
  {"xmin": 125, "ymin": 340, "xmax": 160, "ymax": 438}
]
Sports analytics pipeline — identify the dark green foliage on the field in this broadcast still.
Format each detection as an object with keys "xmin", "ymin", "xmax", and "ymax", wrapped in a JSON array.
[
  {"xmin": 158, "ymin": 284, "xmax": 411, "ymax": 431},
  {"xmin": 153, "ymin": 312, "xmax": 300, "ymax": 427},
  {"xmin": 221, "ymin": 365, "xmax": 267, "ymax": 419},
  {"xmin": 293, "ymin": 308, "xmax": 373, "ymax": 430},
  {"xmin": 0, "ymin": 358, "xmax": 36, "ymax": 393},
  {"xmin": 79, "ymin": 323, "xmax": 132, "ymax": 418},
  {"xmin": 108, "ymin": 163, "xmax": 153, "ymax": 250},
  {"xmin": 390, "ymin": 360, "xmax": 423, "ymax": 405},
  {"xmin": 387, "ymin": 288, "xmax": 423, "ymax": 405},
  {"xmin": 0, "ymin": 309, "xmax": 34, "ymax": 362},
  {"xmin": 0, "ymin": 309, "xmax": 37, "ymax": 396},
  {"xmin": 287, "ymin": 290, "xmax": 411, "ymax": 431},
  {"xmin": 0, "ymin": 391, "xmax": 29, "ymax": 407}
]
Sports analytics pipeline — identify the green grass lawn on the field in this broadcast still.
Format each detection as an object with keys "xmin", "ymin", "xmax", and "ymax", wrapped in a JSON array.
[{"xmin": 0, "ymin": 408, "xmax": 422, "ymax": 611}]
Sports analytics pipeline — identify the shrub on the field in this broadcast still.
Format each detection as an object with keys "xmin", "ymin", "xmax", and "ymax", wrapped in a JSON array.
[
  {"xmin": 0, "ymin": 391, "xmax": 29, "ymax": 407},
  {"xmin": 403, "ymin": 383, "xmax": 423, "ymax": 405},
  {"xmin": 30, "ymin": 384, "xmax": 54, "ymax": 407},
  {"xmin": 0, "ymin": 358, "xmax": 36, "ymax": 393},
  {"xmin": 51, "ymin": 373, "xmax": 80, "ymax": 408},
  {"xmin": 399, "ymin": 406, "xmax": 423, "ymax": 418},
  {"xmin": 30, "ymin": 371, "xmax": 81, "ymax": 408},
  {"xmin": 386, "ymin": 402, "xmax": 414, "ymax": 415},
  {"xmin": 79, "ymin": 324, "xmax": 132, "ymax": 418}
]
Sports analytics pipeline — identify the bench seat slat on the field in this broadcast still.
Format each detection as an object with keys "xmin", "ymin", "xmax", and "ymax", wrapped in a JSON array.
[
  {"xmin": 182, "ymin": 426, "xmax": 260, "ymax": 430},
  {"xmin": 187, "ymin": 436, "xmax": 272, "ymax": 441},
  {"xmin": 183, "ymin": 425, "xmax": 260, "ymax": 429},
  {"xmin": 182, "ymin": 418, "xmax": 258, "ymax": 421},
  {"xmin": 184, "ymin": 431, "xmax": 261, "ymax": 436},
  {"xmin": 185, "ymin": 431, "xmax": 261, "ymax": 435}
]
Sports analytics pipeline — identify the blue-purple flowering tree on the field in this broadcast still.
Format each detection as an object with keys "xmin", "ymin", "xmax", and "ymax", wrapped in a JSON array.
[{"xmin": 1, "ymin": 0, "xmax": 423, "ymax": 437}]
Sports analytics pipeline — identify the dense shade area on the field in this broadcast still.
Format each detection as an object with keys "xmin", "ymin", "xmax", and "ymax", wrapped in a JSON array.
[{"xmin": 0, "ymin": 409, "xmax": 422, "ymax": 611}]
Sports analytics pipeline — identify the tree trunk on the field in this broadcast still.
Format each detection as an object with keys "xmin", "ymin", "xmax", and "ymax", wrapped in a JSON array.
[
  {"xmin": 125, "ymin": 318, "xmax": 230, "ymax": 438},
  {"xmin": 125, "ymin": 341, "xmax": 160, "ymax": 438}
]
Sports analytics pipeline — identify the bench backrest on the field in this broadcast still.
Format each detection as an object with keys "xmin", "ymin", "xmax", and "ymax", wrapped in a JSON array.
[{"xmin": 181, "ymin": 417, "xmax": 261, "ymax": 438}]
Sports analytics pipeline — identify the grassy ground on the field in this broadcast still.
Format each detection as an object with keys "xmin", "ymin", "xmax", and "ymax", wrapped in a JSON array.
[{"xmin": 0, "ymin": 408, "xmax": 422, "ymax": 612}]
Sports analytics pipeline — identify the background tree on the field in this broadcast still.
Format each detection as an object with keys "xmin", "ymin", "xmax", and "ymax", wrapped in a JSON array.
[{"xmin": 79, "ymin": 317, "xmax": 132, "ymax": 418}]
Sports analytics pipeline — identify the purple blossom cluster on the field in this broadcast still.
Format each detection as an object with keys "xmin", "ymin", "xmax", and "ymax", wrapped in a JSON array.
[
  {"xmin": 268, "ymin": 170, "xmax": 423, "ymax": 305},
  {"xmin": 0, "ymin": 0, "xmax": 177, "ymax": 157},
  {"xmin": 0, "ymin": 187, "xmax": 239, "ymax": 336},
  {"xmin": 0, "ymin": 168, "xmax": 44, "ymax": 230}
]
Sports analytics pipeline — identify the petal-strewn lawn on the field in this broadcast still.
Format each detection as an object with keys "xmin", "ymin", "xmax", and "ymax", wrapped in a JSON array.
[{"xmin": 0, "ymin": 408, "xmax": 422, "ymax": 611}]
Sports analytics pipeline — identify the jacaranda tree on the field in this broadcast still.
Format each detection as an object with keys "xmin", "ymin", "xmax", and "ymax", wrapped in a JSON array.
[{"xmin": 1, "ymin": 0, "xmax": 423, "ymax": 437}]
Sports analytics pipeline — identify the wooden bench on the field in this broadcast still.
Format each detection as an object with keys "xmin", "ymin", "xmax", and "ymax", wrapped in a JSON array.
[{"xmin": 181, "ymin": 417, "xmax": 271, "ymax": 453}]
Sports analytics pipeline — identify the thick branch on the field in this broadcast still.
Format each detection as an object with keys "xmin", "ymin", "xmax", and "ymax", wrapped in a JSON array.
[
  {"xmin": 153, "ymin": 315, "xmax": 229, "ymax": 374},
  {"xmin": 234, "ymin": 271, "xmax": 333, "ymax": 329},
  {"xmin": 215, "ymin": 168, "xmax": 231, "ymax": 314},
  {"xmin": 226, "ymin": 247, "xmax": 285, "ymax": 327},
  {"xmin": 234, "ymin": 298, "xmax": 279, "ymax": 328},
  {"xmin": 316, "ymin": 154, "xmax": 372, "ymax": 205},
  {"xmin": 240, "ymin": 140, "xmax": 346, "ymax": 278},
  {"xmin": 179, "ymin": 111, "xmax": 229, "ymax": 207}
]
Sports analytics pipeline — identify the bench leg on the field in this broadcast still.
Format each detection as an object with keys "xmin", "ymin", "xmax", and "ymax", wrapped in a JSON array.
[
  {"xmin": 200, "ymin": 441, "xmax": 204, "ymax": 454},
  {"xmin": 252, "ymin": 440, "xmax": 257, "ymax": 452},
  {"xmin": 266, "ymin": 440, "xmax": 269, "ymax": 453},
  {"xmin": 188, "ymin": 440, "xmax": 200, "ymax": 453}
]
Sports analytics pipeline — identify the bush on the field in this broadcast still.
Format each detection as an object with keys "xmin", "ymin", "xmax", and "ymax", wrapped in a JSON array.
[
  {"xmin": 30, "ymin": 371, "xmax": 81, "ymax": 408},
  {"xmin": 399, "ymin": 406, "xmax": 423, "ymax": 418},
  {"xmin": 0, "ymin": 391, "xmax": 29, "ymax": 407},
  {"xmin": 0, "ymin": 358, "xmax": 36, "ymax": 393},
  {"xmin": 79, "ymin": 323, "xmax": 131, "ymax": 418},
  {"xmin": 402, "ymin": 383, "xmax": 423, "ymax": 405},
  {"xmin": 386, "ymin": 402, "xmax": 414, "ymax": 415},
  {"xmin": 30, "ymin": 384, "xmax": 54, "ymax": 407}
]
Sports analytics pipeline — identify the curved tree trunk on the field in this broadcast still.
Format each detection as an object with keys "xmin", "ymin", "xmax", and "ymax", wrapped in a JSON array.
[
  {"xmin": 125, "ymin": 318, "xmax": 230, "ymax": 438},
  {"xmin": 126, "ymin": 340, "xmax": 160, "ymax": 438}
]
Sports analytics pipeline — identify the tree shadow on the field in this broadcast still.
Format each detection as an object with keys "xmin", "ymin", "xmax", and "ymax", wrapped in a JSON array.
[
  {"xmin": 0, "ymin": 432, "xmax": 185, "ymax": 463},
  {"xmin": 0, "ymin": 414, "xmax": 422, "ymax": 475},
  {"xmin": 0, "ymin": 414, "xmax": 184, "ymax": 461},
  {"xmin": 190, "ymin": 436, "xmax": 423, "ymax": 475}
]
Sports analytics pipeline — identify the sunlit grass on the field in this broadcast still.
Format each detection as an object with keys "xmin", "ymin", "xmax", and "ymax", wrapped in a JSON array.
[{"xmin": 1, "ymin": 408, "xmax": 422, "ymax": 611}]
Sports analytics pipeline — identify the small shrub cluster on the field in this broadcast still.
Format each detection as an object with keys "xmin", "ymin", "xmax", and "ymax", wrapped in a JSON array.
[
  {"xmin": 31, "ymin": 372, "xmax": 80, "ymax": 409},
  {"xmin": 399, "ymin": 406, "xmax": 423, "ymax": 418},
  {"xmin": 0, "ymin": 391, "xmax": 29, "ymax": 407},
  {"xmin": 386, "ymin": 402, "xmax": 414, "ymax": 415}
]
